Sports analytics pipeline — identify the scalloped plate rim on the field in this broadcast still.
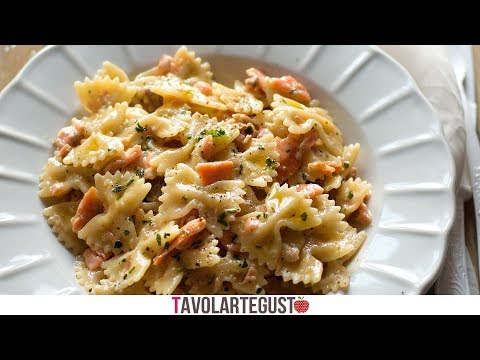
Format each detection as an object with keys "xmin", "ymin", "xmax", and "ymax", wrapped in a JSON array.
[{"xmin": 368, "ymin": 45, "xmax": 456, "ymax": 293}]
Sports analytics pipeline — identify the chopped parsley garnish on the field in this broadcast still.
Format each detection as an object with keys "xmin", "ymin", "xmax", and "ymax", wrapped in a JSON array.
[
  {"xmin": 201, "ymin": 128, "xmax": 227, "ymax": 138},
  {"xmin": 256, "ymin": 214, "xmax": 261, "ymax": 219},
  {"xmin": 301, "ymin": 172, "xmax": 308, "ymax": 181},
  {"xmin": 112, "ymin": 184, "xmax": 122, "ymax": 193},
  {"xmin": 135, "ymin": 168, "xmax": 145, "ymax": 177},
  {"xmin": 347, "ymin": 191, "xmax": 354, "ymax": 199},
  {"xmin": 128, "ymin": 266, "xmax": 135, "ymax": 274},
  {"xmin": 185, "ymin": 134, "xmax": 192, "ymax": 140},
  {"xmin": 217, "ymin": 211, "xmax": 228, "ymax": 226},
  {"xmin": 256, "ymin": 287, "xmax": 262, "ymax": 294},
  {"xmin": 239, "ymin": 164, "xmax": 244, "ymax": 175},
  {"xmin": 245, "ymin": 126, "xmax": 254, "ymax": 135},
  {"xmin": 343, "ymin": 161, "xmax": 350, "ymax": 169},
  {"xmin": 175, "ymin": 267, "xmax": 185, "ymax": 273},
  {"xmin": 300, "ymin": 212, "xmax": 308, "ymax": 222},
  {"xmin": 142, "ymin": 220, "xmax": 154, "ymax": 226},
  {"xmin": 258, "ymin": 145, "xmax": 265, "ymax": 150},
  {"xmin": 164, "ymin": 241, "xmax": 170, "ymax": 250},
  {"xmin": 216, "ymin": 209, "xmax": 238, "ymax": 227},
  {"xmin": 182, "ymin": 195, "xmax": 188, "ymax": 202},
  {"xmin": 126, "ymin": 178, "xmax": 135, "ymax": 186},
  {"xmin": 209, "ymin": 128, "xmax": 226, "ymax": 137},
  {"xmin": 124, "ymin": 230, "xmax": 130, "ymax": 236},
  {"xmin": 265, "ymin": 157, "xmax": 277, "ymax": 166},
  {"xmin": 135, "ymin": 121, "xmax": 147, "ymax": 133},
  {"xmin": 266, "ymin": 157, "xmax": 277, "ymax": 167},
  {"xmin": 263, "ymin": 213, "xmax": 268, "ymax": 219},
  {"xmin": 127, "ymin": 216, "xmax": 134, "ymax": 222},
  {"xmin": 123, "ymin": 274, "xmax": 127, "ymax": 280},
  {"xmin": 156, "ymin": 234, "xmax": 162, "ymax": 246},
  {"xmin": 240, "ymin": 260, "xmax": 248, "ymax": 268},
  {"xmin": 164, "ymin": 233, "xmax": 171, "ymax": 239},
  {"xmin": 122, "ymin": 259, "xmax": 126, "ymax": 263},
  {"xmin": 114, "ymin": 240, "xmax": 123, "ymax": 248}
]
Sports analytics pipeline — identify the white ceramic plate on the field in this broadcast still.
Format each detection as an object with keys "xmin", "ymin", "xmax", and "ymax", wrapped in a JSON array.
[{"xmin": 0, "ymin": 45, "xmax": 456, "ymax": 295}]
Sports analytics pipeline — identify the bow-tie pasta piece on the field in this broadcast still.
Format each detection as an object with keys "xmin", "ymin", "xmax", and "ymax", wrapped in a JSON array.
[
  {"xmin": 312, "ymin": 261, "xmax": 350, "ymax": 294},
  {"xmin": 74, "ymin": 258, "xmax": 115, "ymax": 295},
  {"xmin": 149, "ymin": 74, "xmax": 227, "ymax": 111},
  {"xmin": 77, "ymin": 171, "xmax": 151, "ymax": 255},
  {"xmin": 97, "ymin": 61, "xmax": 130, "ymax": 82},
  {"xmin": 144, "ymin": 257, "xmax": 185, "ymax": 295},
  {"xmin": 232, "ymin": 183, "xmax": 322, "ymax": 270},
  {"xmin": 185, "ymin": 254, "xmax": 269, "ymax": 294},
  {"xmin": 101, "ymin": 248, "xmax": 151, "ymax": 290},
  {"xmin": 135, "ymin": 46, "xmax": 212, "ymax": 85},
  {"xmin": 43, "ymin": 201, "xmax": 86, "ymax": 255},
  {"xmin": 226, "ymin": 131, "xmax": 279, "ymax": 187},
  {"xmin": 135, "ymin": 106, "xmax": 191, "ymax": 139},
  {"xmin": 212, "ymin": 82, "xmax": 264, "ymax": 115},
  {"xmin": 39, "ymin": 158, "xmax": 95, "ymax": 198},
  {"xmin": 271, "ymin": 94, "xmax": 343, "ymax": 157},
  {"xmin": 148, "ymin": 112, "xmax": 216, "ymax": 175},
  {"xmin": 75, "ymin": 74, "xmax": 136, "ymax": 114},
  {"xmin": 75, "ymin": 102, "xmax": 129, "ymax": 138},
  {"xmin": 274, "ymin": 229, "xmax": 324, "ymax": 286},
  {"xmin": 158, "ymin": 163, "xmax": 245, "ymax": 238},
  {"xmin": 63, "ymin": 133, "xmax": 125, "ymax": 170},
  {"xmin": 336, "ymin": 177, "xmax": 372, "ymax": 218}
]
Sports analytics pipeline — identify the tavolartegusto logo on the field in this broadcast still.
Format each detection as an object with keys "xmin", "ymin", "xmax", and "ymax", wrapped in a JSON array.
[{"xmin": 172, "ymin": 296, "xmax": 305, "ymax": 314}]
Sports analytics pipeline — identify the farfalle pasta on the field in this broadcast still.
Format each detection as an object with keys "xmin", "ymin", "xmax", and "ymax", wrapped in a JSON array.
[{"xmin": 40, "ymin": 46, "xmax": 373, "ymax": 295}]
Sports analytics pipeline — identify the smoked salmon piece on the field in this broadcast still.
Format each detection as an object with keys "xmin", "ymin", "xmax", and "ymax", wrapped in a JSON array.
[
  {"xmin": 72, "ymin": 187, "xmax": 104, "ymax": 232},
  {"xmin": 104, "ymin": 145, "xmax": 142, "ymax": 174},
  {"xmin": 308, "ymin": 160, "xmax": 344, "ymax": 178},
  {"xmin": 83, "ymin": 248, "xmax": 106, "ymax": 271},
  {"xmin": 275, "ymin": 130, "xmax": 318, "ymax": 183},
  {"xmin": 295, "ymin": 184, "xmax": 324, "ymax": 199},
  {"xmin": 350, "ymin": 202, "xmax": 372, "ymax": 227},
  {"xmin": 193, "ymin": 81, "xmax": 213, "ymax": 96},
  {"xmin": 270, "ymin": 75, "xmax": 311, "ymax": 104},
  {"xmin": 244, "ymin": 68, "xmax": 311, "ymax": 104},
  {"xmin": 195, "ymin": 161, "xmax": 234, "ymax": 186},
  {"xmin": 153, "ymin": 218, "xmax": 206, "ymax": 266}
]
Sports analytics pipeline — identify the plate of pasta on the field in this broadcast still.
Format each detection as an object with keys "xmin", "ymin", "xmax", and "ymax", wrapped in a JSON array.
[{"xmin": 0, "ymin": 45, "xmax": 455, "ymax": 295}]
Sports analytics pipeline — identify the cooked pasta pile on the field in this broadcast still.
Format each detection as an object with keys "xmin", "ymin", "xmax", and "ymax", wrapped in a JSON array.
[{"xmin": 39, "ymin": 46, "xmax": 372, "ymax": 295}]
